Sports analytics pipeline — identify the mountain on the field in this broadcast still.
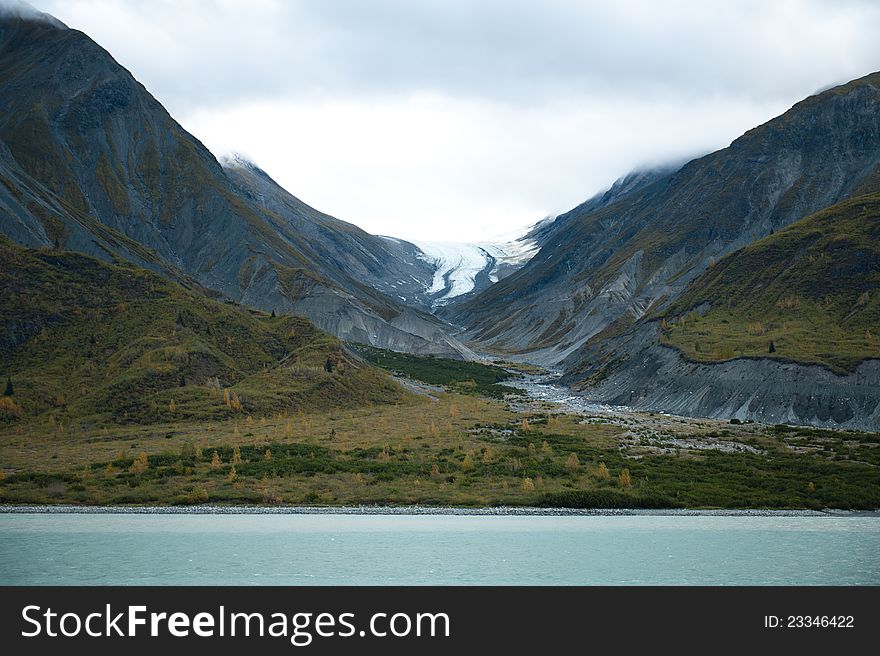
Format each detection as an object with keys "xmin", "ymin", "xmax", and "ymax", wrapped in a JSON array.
[
  {"xmin": 220, "ymin": 155, "xmax": 436, "ymax": 308},
  {"xmin": 0, "ymin": 12, "xmax": 471, "ymax": 359},
  {"xmin": 659, "ymin": 193, "xmax": 880, "ymax": 374},
  {"xmin": 523, "ymin": 163, "xmax": 684, "ymax": 252},
  {"xmin": 0, "ymin": 236, "xmax": 406, "ymax": 426},
  {"xmin": 450, "ymin": 73, "xmax": 880, "ymax": 368},
  {"xmin": 568, "ymin": 193, "xmax": 880, "ymax": 429},
  {"xmin": 423, "ymin": 173, "xmax": 681, "ymax": 316}
]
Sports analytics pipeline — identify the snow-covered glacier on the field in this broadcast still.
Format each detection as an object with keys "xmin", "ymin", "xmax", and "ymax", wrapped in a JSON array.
[{"xmin": 413, "ymin": 231, "xmax": 540, "ymax": 306}]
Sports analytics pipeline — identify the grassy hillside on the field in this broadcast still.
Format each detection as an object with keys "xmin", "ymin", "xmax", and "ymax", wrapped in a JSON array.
[
  {"xmin": 659, "ymin": 193, "xmax": 880, "ymax": 372},
  {"xmin": 0, "ymin": 238, "xmax": 405, "ymax": 429}
]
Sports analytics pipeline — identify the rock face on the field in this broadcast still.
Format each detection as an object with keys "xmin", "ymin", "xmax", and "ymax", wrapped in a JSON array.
[
  {"xmin": 221, "ymin": 157, "xmax": 438, "ymax": 310},
  {"xmin": 0, "ymin": 14, "xmax": 470, "ymax": 358},
  {"xmin": 565, "ymin": 191, "xmax": 880, "ymax": 430},
  {"xmin": 573, "ymin": 324, "xmax": 880, "ymax": 431},
  {"xmin": 448, "ymin": 72, "xmax": 880, "ymax": 428},
  {"xmin": 451, "ymin": 73, "xmax": 880, "ymax": 367}
]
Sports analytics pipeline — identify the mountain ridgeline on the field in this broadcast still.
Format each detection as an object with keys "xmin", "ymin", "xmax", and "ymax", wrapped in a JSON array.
[
  {"xmin": 1, "ymin": 8, "xmax": 879, "ymax": 431},
  {"xmin": 449, "ymin": 72, "xmax": 880, "ymax": 429},
  {"xmin": 451, "ymin": 72, "xmax": 880, "ymax": 365},
  {"xmin": 0, "ymin": 13, "xmax": 473, "ymax": 360}
]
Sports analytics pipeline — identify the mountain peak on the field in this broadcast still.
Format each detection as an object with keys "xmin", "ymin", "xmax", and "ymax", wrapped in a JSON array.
[
  {"xmin": 0, "ymin": 1, "xmax": 66, "ymax": 29},
  {"xmin": 220, "ymin": 153, "xmax": 287, "ymax": 189},
  {"xmin": 220, "ymin": 152, "xmax": 260, "ymax": 171},
  {"xmin": 0, "ymin": 14, "xmax": 471, "ymax": 359}
]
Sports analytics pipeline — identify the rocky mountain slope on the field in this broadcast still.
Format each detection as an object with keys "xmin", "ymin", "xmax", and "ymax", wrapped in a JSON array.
[
  {"xmin": 0, "ymin": 12, "xmax": 471, "ymax": 358},
  {"xmin": 566, "ymin": 193, "xmax": 880, "ymax": 430},
  {"xmin": 450, "ymin": 73, "xmax": 880, "ymax": 369},
  {"xmin": 220, "ymin": 155, "xmax": 437, "ymax": 309}
]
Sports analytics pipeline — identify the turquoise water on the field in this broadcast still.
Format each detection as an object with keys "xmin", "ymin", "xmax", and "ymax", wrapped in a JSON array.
[{"xmin": 1, "ymin": 513, "xmax": 878, "ymax": 585}]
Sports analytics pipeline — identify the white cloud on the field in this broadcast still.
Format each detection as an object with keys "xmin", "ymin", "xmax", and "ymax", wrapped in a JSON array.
[
  {"xmin": 182, "ymin": 93, "xmax": 785, "ymax": 241},
  {"xmin": 31, "ymin": 0, "xmax": 880, "ymax": 241}
]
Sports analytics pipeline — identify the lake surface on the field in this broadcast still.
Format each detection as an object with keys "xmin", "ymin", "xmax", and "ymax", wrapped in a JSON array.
[{"xmin": 2, "ymin": 513, "xmax": 878, "ymax": 585}]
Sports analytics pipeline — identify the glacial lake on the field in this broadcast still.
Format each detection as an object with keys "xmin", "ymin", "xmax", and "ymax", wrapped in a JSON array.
[{"xmin": 1, "ymin": 512, "xmax": 878, "ymax": 585}]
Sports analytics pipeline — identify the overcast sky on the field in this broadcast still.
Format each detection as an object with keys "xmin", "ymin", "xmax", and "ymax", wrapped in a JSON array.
[{"xmin": 31, "ymin": 0, "xmax": 880, "ymax": 242}]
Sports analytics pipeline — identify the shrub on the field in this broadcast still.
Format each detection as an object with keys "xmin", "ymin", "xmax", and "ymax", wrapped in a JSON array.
[
  {"xmin": 713, "ymin": 345, "xmax": 735, "ymax": 360},
  {"xmin": 747, "ymin": 322, "xmax": 766, "ymax": 336},
  {"xmin": 189, "ymin": 486, "xmax": 209, "ymax": 504},
  {"xmin": 0, "ymin": 396, "xmax": 23, "ymax": 420},
  {"xmin": 47, "ymin": 481, "xmax": 67, "ymax": 498},
  {"xmin": 776, "ymin": 296, "xmax": 800, "ymax": 310},
  {"xmin": 129, "ymin": 452, "xmax": 148, "ymax": 474}
]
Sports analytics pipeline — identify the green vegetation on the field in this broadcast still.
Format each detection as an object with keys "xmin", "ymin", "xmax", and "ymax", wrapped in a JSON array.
[
  {"xmin": 660, "ymin": 194, "xmax": 880, "ymax": 372},
  {"xmin": 351, "ymin": 344, "xmax": 516, "ymax": 398},
  {"xmin": 1, "ymin": 394, "xmax": 877, "ymax": 508},
  {"xmin": 0, "ymin": 237, "xmax": 405, "ymax": 430},
  {"xmin": 1, "ymin": 239, "xmax": 877, "ymax": 510}
]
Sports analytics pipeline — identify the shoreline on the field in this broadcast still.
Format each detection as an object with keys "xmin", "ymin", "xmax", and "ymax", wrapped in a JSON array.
[{"xmin": 1, "ymin": 504, "xmax": 876, "ymax": 517}]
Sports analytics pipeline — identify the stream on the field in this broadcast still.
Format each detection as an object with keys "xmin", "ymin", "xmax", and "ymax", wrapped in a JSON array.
[{"xmin": 501, "ymin": 371, "xmax": 630, "ymax": 417}]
